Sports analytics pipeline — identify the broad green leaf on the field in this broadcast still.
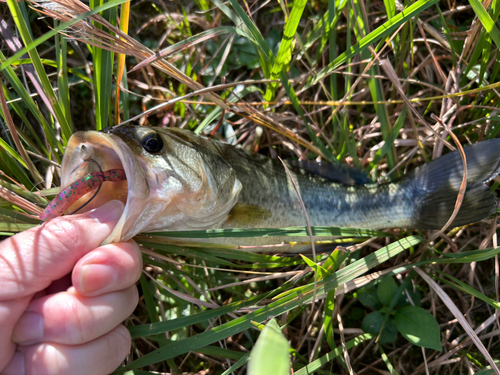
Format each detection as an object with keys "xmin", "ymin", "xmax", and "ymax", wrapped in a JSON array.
[
  {"xmin": 394, "ymin": 306, "xmax": 442, "ymax": 351},
  {"xmin": 361, "ymin": 310, "xmax": 384, "ymax": 334},
  {"xmin": 358, "ymin": 288, "xmax": 381, "ymax": 309},
  {"xmin": 361, "ymin": 311, "xmax": 398, "ymax": 345},
  {"xmin": 247, "ymin": 319, "xmax": 291, "ymax": 375},
  {"xmin": 377, "ymin": 277, "xmax": 399, "ymax": 306},
  {"xmin": 378, "ymin": 318, "xmax": 398, "ymax": 345}
]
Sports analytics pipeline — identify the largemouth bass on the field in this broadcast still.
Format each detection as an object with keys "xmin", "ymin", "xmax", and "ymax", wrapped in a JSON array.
[{"xmin": 44, "ymin": 125, "xmax": 500, "ymax": 245}]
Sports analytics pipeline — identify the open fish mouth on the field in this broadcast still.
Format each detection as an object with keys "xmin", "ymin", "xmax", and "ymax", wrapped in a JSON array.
[
  {"xmin": 54, "ymin": 131, "xmax": 150, "ymax": 244},
  {"xmin": 43, "ymin": 125, "xmax": 243, "ymax": 244}
]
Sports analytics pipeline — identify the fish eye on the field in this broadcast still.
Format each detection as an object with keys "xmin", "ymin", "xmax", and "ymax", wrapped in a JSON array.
[{"xmin": 140, "ymin": 131, "xmax": 164, "ymax": 153}]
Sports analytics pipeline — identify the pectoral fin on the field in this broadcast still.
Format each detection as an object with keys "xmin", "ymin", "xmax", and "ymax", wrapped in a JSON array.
[{"xmin": 226, "ymin": 203, "xmax": 272, "ymax": 226}]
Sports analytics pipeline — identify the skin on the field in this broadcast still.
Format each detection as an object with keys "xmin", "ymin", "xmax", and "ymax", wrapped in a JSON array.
[{"xmin": 0, "ymin": 200, "xmax": 142, "ymax": 375}]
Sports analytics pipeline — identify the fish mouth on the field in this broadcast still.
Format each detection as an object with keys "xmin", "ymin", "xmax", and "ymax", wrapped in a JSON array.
[{"xmin": 61, "ymin": 131, "xmax": 149, "ymax": 244}]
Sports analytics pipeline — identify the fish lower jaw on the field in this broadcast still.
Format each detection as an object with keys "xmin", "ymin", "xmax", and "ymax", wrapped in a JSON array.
[{"xmin": 136, "ymin": 204, "xmax": 235, "ymax": 234}]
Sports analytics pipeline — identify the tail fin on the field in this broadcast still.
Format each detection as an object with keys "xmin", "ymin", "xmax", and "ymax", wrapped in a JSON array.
[{"xmin": 408, "ymin": 139, "xmax": 500, "ymax": 229}]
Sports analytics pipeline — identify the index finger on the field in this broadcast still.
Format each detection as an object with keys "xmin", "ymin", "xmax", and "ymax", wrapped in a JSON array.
[{"xmin": 0, "ymin": 200, "xmax": 124, "ymax": 301}]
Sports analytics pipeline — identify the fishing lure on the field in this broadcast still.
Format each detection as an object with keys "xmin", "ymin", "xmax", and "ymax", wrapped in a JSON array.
[{"xmin": 41, "ymin": 168, "xmax": 126, "ymax": 221}]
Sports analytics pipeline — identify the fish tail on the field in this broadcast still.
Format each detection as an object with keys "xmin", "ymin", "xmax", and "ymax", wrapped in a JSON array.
[{"xmin": 408, "ymin": 139, "xmax": 500, "ymax": 229}]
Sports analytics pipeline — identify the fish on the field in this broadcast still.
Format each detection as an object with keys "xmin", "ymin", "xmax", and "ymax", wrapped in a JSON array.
[{"xmin": 43, "ymin": 125, "xmax": 500, "ymax": 245}]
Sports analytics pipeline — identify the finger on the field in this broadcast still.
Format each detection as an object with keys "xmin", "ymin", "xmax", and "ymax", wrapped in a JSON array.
[
  {"xmin": 0, "ymin": 297, "xmax": 31, "ymax": 372},
  {"xmin": 0, "ymin": 200, "xmax": 124, "ymax": 301},
  {"xmin": 45, "ymin": 274, "xmax": 73, "ymax": 295},
  {"xmin": 72, "ymin": 240, "xmax": 142, "ymax": 296},
  {"xmin": 12, "ymin": 286, "xmax": 138, "ymax": 346},
  {"xmin": 2, "ymin": 325, "xmax": 131, "ymax": 375}
]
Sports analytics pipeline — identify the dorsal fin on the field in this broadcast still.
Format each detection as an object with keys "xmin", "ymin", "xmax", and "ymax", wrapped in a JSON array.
[{"xmin": 287, "ymin": 160, "xmax": 372, "ymax": 185}]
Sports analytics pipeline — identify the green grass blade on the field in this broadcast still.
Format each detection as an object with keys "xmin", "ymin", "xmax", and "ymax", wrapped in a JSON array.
[
  {"xmin": 370, "ymin": 107, "xmax": 407, "ymax": 169},
  {"xmin": 116, "ymin": 236, "xmax": 421, "ymax": 371},
  {"xmin": 0, "ymin": 136, "xmax": 28, "ymax": 168},
  {"xmin": 0, "ymin": 147, "xmax": 33, "ymax": 189},
  {"xmin": 128, "ymin": 294, "xmax": 264, "ymax": 338},
  {"xmin": 294, "ymin": 334, "xmax": 374, "ymax": 375},
  {"xmin": 220, "ymin": 353, "xmax": 250, "ymax": 375},
  {"xmin": 263, "ymin": 0, "xmax": 308, "ymax": 102},
  {"xmin": 55, "ymin": 22, "xmax": 71, "ymax": 124},
  {"xmin": 0, "ymin": 0, "xmax": 131, "ymax": 72},
  {"xmin": 6, "ymin": 0, "xmax": 72, "ymax": 142},
  {"xmin": 150, "ymin": 226, "xmax": 387, "ymax": 238},
  {"xmin": 0, "ymin": 50, "xmax": 53, "ymax": 152},
  {"xmin": 307, "ymin": 0, "xmax": 439, "ymax": 88},
  {"xmin": 435, "ymin": 271, "xmax": 500, "ymax": 311},
  {"xmin": 90, "ymin": 0, "xmax": 117, "ymax": 130},
  {"xmin": 468, "ymin": 0, "xmax": 500, "ymax": 48},
  {"xmin": 226, "ymin": 0, "xmax": 273, "ymax": 77}
]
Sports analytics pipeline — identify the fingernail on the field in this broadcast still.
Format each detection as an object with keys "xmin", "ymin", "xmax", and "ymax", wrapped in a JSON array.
[
  {"xmin": 2, "ymin": 351, "xmax": 25, "ymax": 375},
  {"xmin": 79, "ymin": 263, "xmax": 117, "ymax": 294},
  {"xmin": 12, "ymin": 311, "xmax": 44, "ymax": 345},
  {"xmin": 88, "ymin": 200, "xmax": 124, "ymax": 224}
]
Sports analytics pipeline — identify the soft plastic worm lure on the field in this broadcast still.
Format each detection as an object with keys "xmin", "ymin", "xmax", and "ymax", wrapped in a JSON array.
[{"xmin": 41, "ymin": 168, "xmax": 126, "ymax": 221}]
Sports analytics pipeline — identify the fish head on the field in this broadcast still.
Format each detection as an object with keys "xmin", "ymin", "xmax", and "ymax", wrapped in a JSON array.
[{"xmin": 60, "ymin": 125, "xmax": 242, "ymax": 244}]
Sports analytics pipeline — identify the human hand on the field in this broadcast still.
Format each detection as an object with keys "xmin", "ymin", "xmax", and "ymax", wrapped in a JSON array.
[{"xmin": 0, "ymin": 200, "xmax": 142, "ymax": 375}]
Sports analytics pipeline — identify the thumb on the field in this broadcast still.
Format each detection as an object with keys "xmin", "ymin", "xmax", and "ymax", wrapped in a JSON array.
[{"xmin": 0, "ymin": 200, "xmax": 124, "ymax": 301}]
